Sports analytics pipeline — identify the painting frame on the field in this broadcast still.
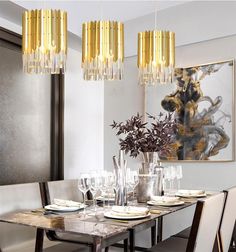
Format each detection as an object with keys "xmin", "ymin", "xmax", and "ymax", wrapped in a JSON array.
[{"xmin": 144, "ymin": 59, "xmax": 235, "ymax": 162}]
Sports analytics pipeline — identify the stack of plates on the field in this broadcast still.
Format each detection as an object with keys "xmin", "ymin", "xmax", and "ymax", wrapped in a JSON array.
[
  {"xmin": 176, "ymin": 190, "xmax": 206, "ymax": 198},
  {"xmin": 147, "ymin": 196, "xmax": 185, "ymax": 207},
  {"xmin": 44, "ymin": 198, "xmax": 85, "ymax": 212},
  {"xmin": 104, "ymin": 206, "xmax": 150, "ymax": 220}
]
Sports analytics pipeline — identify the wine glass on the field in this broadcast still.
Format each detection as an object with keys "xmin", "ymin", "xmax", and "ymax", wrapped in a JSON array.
[
  {"xmin": 127, "ymin": 170, "xmax": 139, "ymax": 205},
  {"xmin": 176, "ymin": 165, "xmax": 183, "ymax": 190},
  {"xmin": 78, "ymin": 173, "xmax": 91, "ymax": 217},
  {"xmin": 105, "ymin": 172, "xmax": 116, "ymax": 208},
  {"xmin": 163, "ymin": 167, "xmax": 171, "ymax": 195},
  {"xmin": 90, "ymin": 172, "xmax": 100, "ymax": 213}
]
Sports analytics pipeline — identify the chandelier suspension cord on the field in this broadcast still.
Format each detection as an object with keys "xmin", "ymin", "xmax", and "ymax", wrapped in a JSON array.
[{"xmin": 154, "ymin": 1, "xmax": 158, "ymax": 30}]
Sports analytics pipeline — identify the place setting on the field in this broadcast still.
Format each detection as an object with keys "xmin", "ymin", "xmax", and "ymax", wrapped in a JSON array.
[{"xmin": 44, "ymin": 198, "xmax": 86, "ymax": 213}]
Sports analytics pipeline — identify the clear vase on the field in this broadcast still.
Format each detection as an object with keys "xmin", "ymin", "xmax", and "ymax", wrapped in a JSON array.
[{"xmin": 113, "ymin": 150, "xmax": 127, "ymax": 206}]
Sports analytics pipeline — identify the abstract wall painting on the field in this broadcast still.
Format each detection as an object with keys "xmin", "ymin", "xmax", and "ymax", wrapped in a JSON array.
[{"xmin": 146, "ymin": 59, "xmax": 234, "ymax": 161}]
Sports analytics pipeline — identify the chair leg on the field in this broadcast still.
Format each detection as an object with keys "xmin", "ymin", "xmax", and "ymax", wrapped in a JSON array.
[
  {"xmin": 124, "ymin": 238, "xmax": 128, "ymax": 252},
  {"xmin": 129, "ymin": 229, "xmax": 135, "ymax": 252},
  {"xmin": 151, "ymin": 222, "xmax": 157, "ymax": 246},
  {"xmin": 35, "ymin": 228, "xmax": 44, "ymax": 252},
  {"xmin": 157, "ymin": 217, "xmax": 163, "ymax": 243}
]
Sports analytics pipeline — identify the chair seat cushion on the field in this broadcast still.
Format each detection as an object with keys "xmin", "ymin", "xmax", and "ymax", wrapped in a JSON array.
[
  {"xmin": 173, "ymin": 227, "xmax": 191, "ymax": 239},
  {"xmin": 149, "ymin": 237, "xmax": 188, "ymax": 252}
]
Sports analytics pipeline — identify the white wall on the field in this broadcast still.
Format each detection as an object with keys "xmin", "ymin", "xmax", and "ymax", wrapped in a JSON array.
[
  {"xmin": 64, "ymin": 47, "xmax": 104, "ymax": 178},
  {"xmin": 104, "ymin": 57, "xmax": 144, "ymax": 170},
  {"xmin": 125, "ymin": 1, "xmax": 236, "ymax": 57}
]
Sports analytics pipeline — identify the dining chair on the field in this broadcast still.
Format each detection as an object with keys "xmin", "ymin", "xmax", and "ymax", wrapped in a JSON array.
[
  {"xmin": 174, "ymin": 187, "xmax": 236, "ymax": 252},
  {"xmin": 218, "ymin": 186, "xmax": 236, "ymax": 252},
  {"xmin": 147, "ymin": 192, "xmax": 225, "ymax": 252},
  {"xmin": 44, "ymin": 179, "xmax": 128, "ymax": 252},
  {"xmin": 0, "ymin": 182, "xmax": 43, "ymax": 251}
]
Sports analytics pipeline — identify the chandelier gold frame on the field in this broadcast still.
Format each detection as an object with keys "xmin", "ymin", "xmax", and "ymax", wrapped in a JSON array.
[
  {"xmin": 82, "ymin": 20, "xmax": 124, "ymax": 81},
  {"xmin": 22, "ymin": 9, "xmax": 67, "ymax": 74},
  {"xmin": 138, "ymin": 30, "xmax": 175, "ymax": 85}
]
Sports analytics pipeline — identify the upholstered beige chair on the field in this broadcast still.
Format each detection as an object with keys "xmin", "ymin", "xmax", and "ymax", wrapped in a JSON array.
[
  {"xmin": 0, "ymin": 183, "xmax": 43, "ymax": 251},
  {"xmin": 45, "ymin": 179, "xmax": 83, "ymax": 205},
  {"xmin": 44, "ymin": 180, "xmax": 128, "ymax": 252},
  {"xmin": 219, "ymin": 186, "xmax": 236, "ymax": 252},
  {"xmin": 174, "ymin": 187, "xmax": 236, "ymax": 252},
  {"xmin": 148, "ymin": 192, "xmax": 225, "ymax": 252}
]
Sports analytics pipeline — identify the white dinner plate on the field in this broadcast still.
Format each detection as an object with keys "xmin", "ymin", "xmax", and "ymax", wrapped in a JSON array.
[
  {"xmin": 147, "ymin": 200, "xmax": 185, "ymax": 207},
  {"xmin": 176, "ymin": 190, "xmax": 207, "ymax": 198},
  {"xmin": 104, "ymin": 211, "xmax": 151, "ymax": 220},
  {"xmin": 45, "ymin": 204, "xmax": 85, "ymax": 212}
]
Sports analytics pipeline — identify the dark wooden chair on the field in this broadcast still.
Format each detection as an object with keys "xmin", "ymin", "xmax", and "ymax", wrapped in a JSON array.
[{"xmin": 147, "ymin": 192, "xmax": 225, "ymax": 252}]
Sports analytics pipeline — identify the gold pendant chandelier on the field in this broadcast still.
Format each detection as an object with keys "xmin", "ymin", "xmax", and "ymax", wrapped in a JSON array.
[
  {"xmin": 22, "ymin": 9, "xmax": 67, "ymax": 74},
  {"xmin": 137, "ymin": 30, "xmax": 175, "ymax": 85},
  {"xmin": 82, "ymin": 20, "xmax": 124, "ymax": 81}
]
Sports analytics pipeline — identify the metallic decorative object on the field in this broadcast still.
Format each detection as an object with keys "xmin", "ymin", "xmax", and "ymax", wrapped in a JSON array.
[
  {"xmin": 137, "ymin": 152, "xmax": 164, "ymax": 203},
  {"xmin": 22, "ymin": 9, "xmax": 67, "ymax": 74},
  {"xmin": 137, "ymin": 30, "xmax": 175, "ymax": 85},
  {"xmin": 82, "ymin": 20, "xmax": 124, "ymax": 81},
  {"xmin": 113, "ymin": 150, "xmax": 127, "ymax": 206}
]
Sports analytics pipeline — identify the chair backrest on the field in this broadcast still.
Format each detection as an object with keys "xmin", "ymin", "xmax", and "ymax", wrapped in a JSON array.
[
  {"xmin": 0, "ymin": 182, "xmax": 43, "ymax": 250},
  {"xmin": 219, "ymin": 186, "xmax": 236, "ymax": 252},
  {"xmin": 45, "ymin": 179, "xmax": 83, "ymax": 205},
  {"xmin": 186, "ymin": 192, "xmax": 225, "ymax": 252}
]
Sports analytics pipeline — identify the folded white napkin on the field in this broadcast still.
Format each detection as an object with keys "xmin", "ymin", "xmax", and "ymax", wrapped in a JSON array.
[
  {"xmin": 53, "ymin": 198, "xmax": 82, "ymax": 207},
  {"xmin": 111, "ymin": 206, "xmax": 149, "ymax": 217},
  {"xmin": 177, "ymin": 190, "xmax": 205, "ymax": 196},
  {"xmin": 151, "ymin": 196, "xmax": 180, "ymax": 203}
]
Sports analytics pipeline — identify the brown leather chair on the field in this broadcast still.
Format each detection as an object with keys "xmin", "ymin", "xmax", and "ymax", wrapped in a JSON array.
[{"xmin": 148, "ymin": 192, "xmax": 225, "ymax": 252}]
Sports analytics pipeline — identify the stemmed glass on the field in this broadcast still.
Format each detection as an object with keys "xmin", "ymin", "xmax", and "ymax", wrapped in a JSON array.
[
  {"xmin": 163, "ymin": 167, "xmax": 171, "ymax": 195},
  {"xmin": 176, "ymin": 165, "xmax": 183, "ymax": 190},
  {"xmin": 78, "ymin": 173, "xmax": 91, "ymax": 217},
  {"xmin": 100, "ymin": 171, "xmax": 109, "ymax": 207},
  {"xmin": 90, "ymin": 172, "xmax": 100, "ymax": 213},
  {"xmin": 106, "ymin": 172, "xmax": 116, "ymax": 208},
  {"xmin": 127, "ymin": 170, "xmax": 139, "ymax": 205}
]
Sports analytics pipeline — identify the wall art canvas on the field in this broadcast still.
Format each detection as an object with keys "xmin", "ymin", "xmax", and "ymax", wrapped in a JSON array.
[{"xmin": 145, "ymin": 59, "xmax": 234, "ymax": 161}]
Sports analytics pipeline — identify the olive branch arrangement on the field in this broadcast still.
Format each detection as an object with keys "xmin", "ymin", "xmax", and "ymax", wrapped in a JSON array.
[{"xmin": 111, "ymin": 113, "xmax": 177, "ymax": 158}]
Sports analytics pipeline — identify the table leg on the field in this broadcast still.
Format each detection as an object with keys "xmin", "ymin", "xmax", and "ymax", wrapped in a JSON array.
[
  {"xmin": 151, "ymin": 221, "xmax": 157, "ymax": 246},
  {"xmin": 129, "ymin": 229, "xmax": 135, "ymax": 252},
  {"xmin": 92, "ymin": 237, "xmax": 102, "ymax": 252},
  {"xmin": 35, "ymin": 228, "xmax": 44, "ymax": 252},
  {"xmin": 157, "ymin": 217, "xmax": 163, "ymax": 243}
]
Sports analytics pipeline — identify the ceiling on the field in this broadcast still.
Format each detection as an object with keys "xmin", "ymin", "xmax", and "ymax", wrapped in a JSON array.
[{"xmin": 11, "ymin": 0, "xmax": 190, "ymax": 37}]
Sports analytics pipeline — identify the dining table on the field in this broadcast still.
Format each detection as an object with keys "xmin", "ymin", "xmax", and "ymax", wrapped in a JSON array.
[{"xmin": 0, "ymin": 194, "xmax": 214, "ymax": 252}]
